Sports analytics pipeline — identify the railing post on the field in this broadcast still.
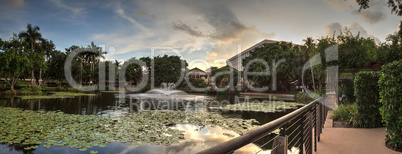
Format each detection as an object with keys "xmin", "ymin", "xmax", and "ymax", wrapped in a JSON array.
[
  {"xmin": 307, "ymin": 112, "xmax": 313, "ymax": 154},
  {"xmin": 314, "ymin": 103, "xmax": 318, "ymax": 151},
  {"xmin": 272, "ymin": 125, "xmax": 288, "ymax": 154},
  {"xmin": 321, "ymin": 102, "xmax": 325, "ymax": 129},
  {"xmin": 318, "ymin": 103, "xmax": 321, "ymax": 142},
  {"xmin": 299, "ymin": 112, "xmax": 304, "ymax": 154}
]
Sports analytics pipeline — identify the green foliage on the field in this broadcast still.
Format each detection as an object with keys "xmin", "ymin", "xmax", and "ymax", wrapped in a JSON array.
[
  {"xmin": 0, "ymin": 37, "xmax": 30, "ymax": 91},
  {"xmin": 354, "ymin": 71, "xmax": 382, "ymax": 128},
  {"xmin": 338, "ymin": 34, "xmax": 374, "ymax": 71},
  {"xmin": 378, "ymin": 59, "xmax": 402, "ymax": 149},
  {"xmin": 153, "ymin": 55, "xmax": 187, "ymax": 86},
  {"xmin": 212, "ymin": 66, "xmax": 239, "ymax": 89},
  {"xmin": 15, "ymin": 81, "xmax": 28, "ymax": 88},
  {"xmin": 295, "ymin": 92, "xmax": 313, "ymax": 104},
  {"xmin": 242, "ymin": 42, "xmax": 302, "ymax": 91},
  {"xmin": 340, "ymin": 79, "xmax": 355, "ymax": 104},
  {"xmin": 332, "ymin": 103, "xmax": 355, "ymax": 121},
  {"xmin": 140, "ymin": 84, "xmax": 151, "ymax": 93},
  {"xmin": 18, "ymin": 92, "xmax": 95, "ymax": 99},
  {"xmin": 381, "ymin": 21, "xmax": 402, "ymax": 63},
  {"xmin": 19, "ymin": 85, "xmax": 43, "ymax": 95},
  {"xmin": 123, "ymin": 58, "xmax": 143, "ymax": 85},
  {"xmin": 190, "ymin": 78, "xmax": 208, "ymax": 88},
  {"xmin": 4, "ymin": 90, "xmax": 16, "ymax": 95}
]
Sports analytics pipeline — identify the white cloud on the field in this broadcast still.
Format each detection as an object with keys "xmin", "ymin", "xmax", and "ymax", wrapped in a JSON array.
[
  {"xmin": 324, "ymin": 22, "xmax": 381, "ymax": 44},
  {"xmin": 92, "ymin": 0, "xmax": 275, "ymax": 67},
  {"xmin": 48, "ymin": 0, "xmax": 82, "ymax": 15},
  {"xmin": 323, "ymin": 0, "xmax": 387, "ymax": 24}
]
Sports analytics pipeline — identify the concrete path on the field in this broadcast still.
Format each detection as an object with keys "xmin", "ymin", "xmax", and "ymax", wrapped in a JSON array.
[{"xmin": 313, "ymin": 112, "xmax": 399, "ymax": 154}]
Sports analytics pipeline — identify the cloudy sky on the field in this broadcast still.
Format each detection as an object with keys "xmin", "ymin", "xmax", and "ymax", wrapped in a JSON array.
[{"xmin": 0, "ymin": 0, "xmax": 401, "ymax": 70}]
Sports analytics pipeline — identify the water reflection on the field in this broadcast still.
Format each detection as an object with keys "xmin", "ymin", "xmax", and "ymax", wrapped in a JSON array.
[{"xmin": 0, "ymin": 93, "xmax": 301, "ymax": 153}]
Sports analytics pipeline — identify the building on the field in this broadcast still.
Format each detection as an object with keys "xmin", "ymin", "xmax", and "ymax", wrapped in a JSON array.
[
  {"xmin": 226, "ymin": 39, "xmax": 298, "ymax": 71},
  {"xmin": 186, "ymin": 67, "xmax": 209, "ymax": 83}
]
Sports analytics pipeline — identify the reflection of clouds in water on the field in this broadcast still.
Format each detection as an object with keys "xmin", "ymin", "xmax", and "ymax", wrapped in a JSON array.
[{"xmin": 114, "ymin": 124, "xmax": 263, "ymax": 154}]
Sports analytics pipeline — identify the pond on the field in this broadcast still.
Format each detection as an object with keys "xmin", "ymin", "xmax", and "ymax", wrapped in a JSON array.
[{"xmin": 0, "ymin": 91, "xmax": 302, "ymax": 154}]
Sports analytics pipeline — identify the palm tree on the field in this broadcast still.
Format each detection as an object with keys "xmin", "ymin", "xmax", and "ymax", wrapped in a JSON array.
[
  {"xmin": 18, "ymin": 24, "xmax": 43, "ymax": 85},
  {"xmin": 303, "ymin": 37, "xmax": 316, "ymax": 91}
]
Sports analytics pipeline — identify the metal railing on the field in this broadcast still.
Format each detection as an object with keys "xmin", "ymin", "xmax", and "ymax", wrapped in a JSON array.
[{"xmin": 198, "ymin": 98, "xmax": 329, "ymax": 154}]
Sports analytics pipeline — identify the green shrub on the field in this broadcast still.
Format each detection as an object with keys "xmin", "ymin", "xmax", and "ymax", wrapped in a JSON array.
[
  {"xmin": 339, "ymin": 79, "xmax": 355, "ymax": 104},
  {"xmin": 140, "ymin": 84, "xmax": 151, "ymax": 93},
  {"xmin": 354, "ymin": 71, "xmax": 382, "ymax": 128},
  {"xmin": 295, "ymin": 92, "xmax": 313, "ymax": 104},
  {"xmin": 19, "ymin": 85, "xmax": 43, "ymax": 95},
  {"xmin": 15, "ymin": 81, "xmax": 28, "ymax": 88},
  {"xmin": 67, "ymin": 87, "xmax": 77, "ymax": 92},
  {"xmin": 378, "ymin": 60, "xmax": 402, "ymax": 149},
  {"xmin": 190, "ymin": 78, "xmax": 208, "ymax": 88},
  {"xmin": 5, "ymin": 90, "xmax": 16, "ymax": 95},
  {"xmin": 56, "ymin": 86, "xmax": 65, "ymax": 91},
  {"xmin": 332, "ymin": 103, "xmax": 355, "ymax": 121}
]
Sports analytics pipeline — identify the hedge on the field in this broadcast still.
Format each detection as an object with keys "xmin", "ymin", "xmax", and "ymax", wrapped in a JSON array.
[
  {"xmin": 378, "ymin": 60, "xmax": 402, "ymax": 149},
  {"xmin": 354, "ymin": 71, "xmax": 382, "ymax": 128}
]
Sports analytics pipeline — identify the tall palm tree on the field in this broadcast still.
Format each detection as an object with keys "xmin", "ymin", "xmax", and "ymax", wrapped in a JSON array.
[
  {"xmin": 303, "ymin": 37, "xmax": 316, "ymax": 91},
  {"xmin": 18, "ymin": 24, "xmax": 43, "ymax": 85}
]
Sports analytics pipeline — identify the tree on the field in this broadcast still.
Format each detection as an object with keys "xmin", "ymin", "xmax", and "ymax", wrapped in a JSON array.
[
  {"xmin": 303, "ymin": 37, "xmax": 316, "ymax": 91},
  {"xmin": 47, "ymin": 50, "xmax": 67, "ymax": 86},
  {"xmin": 18, "ymin": 24, "xmax": 43, "ymax": 85},
  {"xmin": 209, "ymin": 66, "xmax": 218, "ymax": 76},
  {"xmin": 356, "ymin": 0, "xmax": 402, "ymax": 16},
  {"xmin": 153, "ymin": 55, "xmax": 187, "ymax": 86},
  {"xmin": 124, "ymin": 58, "xmax": 143, "ymax": 85},
  {"xmin": 337, "ymin": 30, "xmax": 374, "ymax": 72},
  {"xmin": 0, "ymin": 38, "xmax": 30, "ymax": 91},
  {"xmin": 242, "ymin": 42, "xmax": 301, "ymax": 91},
  {"xmin": 381, "ymin": 21, "xmax": 402, "ymax": 62}
]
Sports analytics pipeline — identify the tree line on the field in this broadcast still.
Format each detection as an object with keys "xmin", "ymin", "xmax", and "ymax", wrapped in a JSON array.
[{"xmin": 242, "ymin": 22, "xmax": 402, "ymax": 93}]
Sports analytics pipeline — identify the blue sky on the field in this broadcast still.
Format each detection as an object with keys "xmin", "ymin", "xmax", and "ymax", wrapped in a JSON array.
[{"xmin": 0, "ymin": 0, "xmax": 401, "ymax": 70}]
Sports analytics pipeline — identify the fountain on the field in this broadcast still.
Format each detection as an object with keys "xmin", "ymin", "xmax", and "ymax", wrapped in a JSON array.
[{"xmin": 118, "ymin": 82, "xmax": 210, "ymax": 100}]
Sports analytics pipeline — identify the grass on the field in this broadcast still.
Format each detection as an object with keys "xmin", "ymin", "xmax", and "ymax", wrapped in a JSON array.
[{"xmin": 18, "ymin": 92, "xmax": 96, "ymax": 99}]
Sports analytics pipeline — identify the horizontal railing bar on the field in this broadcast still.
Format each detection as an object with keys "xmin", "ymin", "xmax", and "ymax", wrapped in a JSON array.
[
  {"xmin": 286, "ymin": 118, "xmax": 302, "ymax": 131},
  {"xmin": 289, "ymin": 125, "xmax": 301, "ymax": 136},
  {"xmin": 198, "ymin": 98, "xmax": 321, "ymax": 154}
]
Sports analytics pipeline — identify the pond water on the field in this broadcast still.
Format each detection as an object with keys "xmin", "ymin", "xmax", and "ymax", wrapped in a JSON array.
[{"xmin": 0, "ymin": 92, "xmax": 301, "ymax": 154}]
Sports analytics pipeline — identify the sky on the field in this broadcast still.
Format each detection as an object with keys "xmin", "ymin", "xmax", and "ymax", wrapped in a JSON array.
[{"xmin": 0, "ymin": 0, "xmax": 401, "ymax": 70}]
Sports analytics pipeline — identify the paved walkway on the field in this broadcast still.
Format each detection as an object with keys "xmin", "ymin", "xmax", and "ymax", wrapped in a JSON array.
[{"xmin": 313, "ymin": 112, "xmax": 399, "ymax": 154}]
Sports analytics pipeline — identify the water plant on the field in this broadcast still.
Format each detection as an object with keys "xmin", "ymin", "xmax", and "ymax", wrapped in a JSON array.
[{"xmin": 0, "ymin": 107, "xmax": 258, "ymax": 153}]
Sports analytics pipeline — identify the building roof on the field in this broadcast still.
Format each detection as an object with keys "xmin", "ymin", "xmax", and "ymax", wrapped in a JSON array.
[
  {"xmin": 188, "ymin": 67, "xmax": 206, "ymax": 73},
  {"xmin": 227, "ymin": 39, "xmax": 300, "ymax": 61}
]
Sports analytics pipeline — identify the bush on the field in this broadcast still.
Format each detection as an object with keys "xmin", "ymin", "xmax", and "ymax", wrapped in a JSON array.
[
  {"xmin": 15, "ymin": 81, "xmax": 28, "ymax": 88},
  {"xmin": 339, "ymin": 79, "xmax": 355, "ymax": 104},
  {"xmin": 354, "ymin": 71, "xmax": 382, "ymax": 128},
  {"xmin": 332, "ymin": 103, "xmax": 355, "ymax": 121},
  {"xmin": 378, "ymin": 60, "xmax": 402, "ymax": 149},
  {"xmin": 19, "ymin": 85, "xmax": 43, "ymax": 95},
  {"xmin": 190, "ymin": 78, "xmax": 208, "ymax": 88},
  {"xmin": 140, "ymin": 84, "xmax": 151, "ymax": 93},
  {"xmin": 295, "ymin": 92, "xmax": 313, "ymax": 104},
  {"xmin": 5, "ymin": 90, "xmax": 16, "ymax": 95}
]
